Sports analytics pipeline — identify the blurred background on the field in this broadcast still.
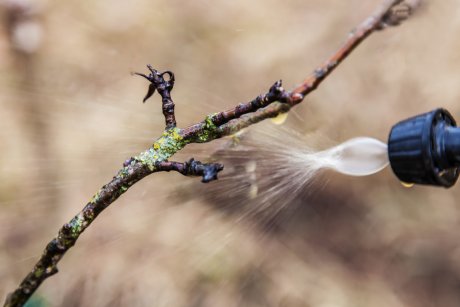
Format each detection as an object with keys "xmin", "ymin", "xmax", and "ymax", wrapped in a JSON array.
[{"xmin": 1, "ymin": 0, "xmax": 460, "ymax": 306}]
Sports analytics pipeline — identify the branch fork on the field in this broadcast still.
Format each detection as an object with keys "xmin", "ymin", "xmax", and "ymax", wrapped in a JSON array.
[{"xmin": 4, "ymin": 1, "xmax": 419, "ymax": 306}]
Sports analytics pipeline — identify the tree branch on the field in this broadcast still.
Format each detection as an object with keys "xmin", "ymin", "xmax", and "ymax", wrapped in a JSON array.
[
  {"xmin": 3, "ymin": 1, "xmax": 418, "ymax": 306},
  {"xmin": 157, "ymin": 159, "xmax": 224, "ymax": 183}
]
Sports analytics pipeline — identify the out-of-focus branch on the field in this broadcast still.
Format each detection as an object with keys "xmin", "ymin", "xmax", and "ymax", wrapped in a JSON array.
[
  {"xmin": 379, "ymin": 0, "xmax": 421, "ymax": 28},
  {"xmin": 180, "ymin": 0, "xmax": 421, "ymax": 140},
  {"xmin": 4, "ymin": 0, "xmax": 418, "ymax": 306}
]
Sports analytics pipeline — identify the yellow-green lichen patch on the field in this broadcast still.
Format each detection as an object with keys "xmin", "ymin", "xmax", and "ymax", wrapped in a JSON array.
[
  {"xmin": 90, "ymin": 191, "xmax": 101, "ymax": 204},
  {"xmin": 195, "ymin": 114, "xmax": 219, "ymax": 143},
  {"xmin": 135, "ymin": 127, "xmax": 189, "ymax": 170},
  {"xmin": 34, "ymin": 268, "xmax": 44, "ymax": 278}
]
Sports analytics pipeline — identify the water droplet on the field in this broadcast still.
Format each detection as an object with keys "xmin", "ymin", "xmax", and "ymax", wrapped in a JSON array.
[
  {"xmin": 401, "ymin": 182, "xmax": 414, "ymax": 188},
  {"xmin": 315, "ymin": 137, "xmax": 389, "ymax": 176},
  {"xmin": 271, "ymin": 112, "xmax": 288, "ymax": 125}
]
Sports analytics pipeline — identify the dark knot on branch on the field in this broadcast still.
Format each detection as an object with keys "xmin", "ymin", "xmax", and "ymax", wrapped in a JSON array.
[
  {"xmin": 187, "ymin": 159, "xmax": 224, "ymax": 183},
  {"xmin": 378, "ymin": 0, "xmax": 420, "ymax": 29},
  {"xmin": 157, "ymin": 158, "xmax": 224, "ymax": 183},
  {"xmin": 267, "ymin": 80, "xmax": 289, "ymax": 103}
]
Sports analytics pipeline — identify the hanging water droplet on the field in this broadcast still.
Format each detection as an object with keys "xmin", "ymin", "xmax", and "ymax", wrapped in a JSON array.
[
  {"xmin": 271, "ymin": 112, "xmax": 288, "ymax": 125},
  {"xmin": 401, "ymin": 182, "xmax": 414, "ymax": 188},
  {"xmin": 314, "ymin": 137, "xmax": 389, "ymax": 176}
]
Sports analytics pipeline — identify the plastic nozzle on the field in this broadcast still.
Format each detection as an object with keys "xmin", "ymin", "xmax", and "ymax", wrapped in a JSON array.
[{"xmin": 388, "ymin": 108, "xmax": 460, "ymax": 187}]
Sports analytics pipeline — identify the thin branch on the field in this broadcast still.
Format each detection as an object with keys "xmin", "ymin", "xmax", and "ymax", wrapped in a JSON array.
[
  {"xmin": 4, "ymin": 1, "xmax": 417, "ymax": 306},
  {"xmin": 180, "ymin": 0, "xmax": 420, "ymax": 142},
  {"xmin": 209, "ymin": 80, "xmax": 290, "ymax": 128},
  {"xmin": 3, "ymin": 158, "xmax": 222, "ymax": 306}
]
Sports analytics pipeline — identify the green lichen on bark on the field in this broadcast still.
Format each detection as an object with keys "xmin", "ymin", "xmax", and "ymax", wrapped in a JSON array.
[
  {"xmin": 135, "ymin": 127, "xmax": 188, "ymax": 170},
  {"xmin": 90, "ymin": 191, "xmax": 101, "ymax": 203},
  {"xmin": 195, "ymin": 114, "xmax": 220, "ymax": 143},
  {"xmin": 33, "ymin": 268, "xmax": 44, "ymax": 279}
]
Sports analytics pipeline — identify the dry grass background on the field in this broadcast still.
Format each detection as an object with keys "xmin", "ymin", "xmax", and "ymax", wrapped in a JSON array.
[{"xmin": 1, "ymin": 0, "xmax": 460, "ymax": 306}]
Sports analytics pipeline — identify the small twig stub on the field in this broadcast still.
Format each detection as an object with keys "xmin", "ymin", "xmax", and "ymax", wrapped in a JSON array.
[{"xmin": 135, "ymin": 65, "xmax": 177, "ymax": 129}]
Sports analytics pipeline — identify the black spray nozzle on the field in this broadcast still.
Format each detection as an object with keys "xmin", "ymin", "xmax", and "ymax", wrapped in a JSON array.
[{"xmin": 388, "ymin": 108, "xmax": 460, "ymax": 187}]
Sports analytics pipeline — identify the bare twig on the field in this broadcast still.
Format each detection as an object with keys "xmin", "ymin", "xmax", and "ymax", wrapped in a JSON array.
[
  {"xmin": 3, "ymin": 1, "xmax": 417, "ymax": 306},
  {"xmin": 134, "ymin": 65, "xmax": 177, "ymax": 129}
]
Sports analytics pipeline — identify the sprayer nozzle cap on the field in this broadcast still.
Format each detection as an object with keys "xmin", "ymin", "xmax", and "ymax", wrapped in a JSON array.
[{"xmin": 388, "ymin": 108, "xmax": 460, "ymax": 187}]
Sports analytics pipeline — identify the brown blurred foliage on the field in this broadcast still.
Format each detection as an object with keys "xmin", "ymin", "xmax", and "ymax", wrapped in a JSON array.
[{"xmin": 2, "ymin": 0, "xmax": 460, "ymax": 306}]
